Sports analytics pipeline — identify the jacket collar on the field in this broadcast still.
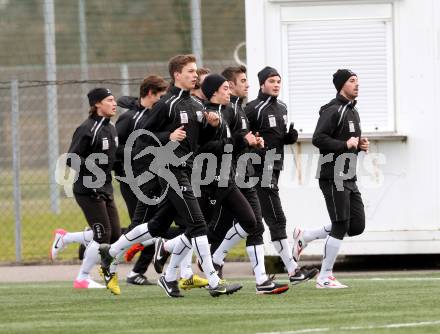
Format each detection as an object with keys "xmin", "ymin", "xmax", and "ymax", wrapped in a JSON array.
[
  {"xmin": 90, "ymin": 114, "xmax": 111, "ymax": 124},
  {"xmin": 258, "ymin": 90, "xmax": 277, "ymax": 102},
  {"xmin": 205, "ymin": 101, "xmax": 226, "ymax": 112},
  {"xmin": 230, "ymin": 95, "xmax": 243, "ymax": 106},
  {"xmin": 169, "ymin": 85, "xmax": 191, "ymax": 97},
  {"xmin": 191, "ymin": 94, "xmax": 205, "ymax": 104},
  {"xmin": 336, "ymin": 93, "xmax": 357, "ymax": 107}
]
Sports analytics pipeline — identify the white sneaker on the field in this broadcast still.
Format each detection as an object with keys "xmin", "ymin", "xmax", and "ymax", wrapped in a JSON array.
[
  {"xmin": 292, "ymin": 227, "xmax": 308, "ymax": 262},
  {"xmin": 73, "ymin": 278, "xmax": 105, "ymax": 289},
  {"xmin": 50, "ymin": 229, "xmax": 67, "ymax": 260},
  {"xmin": 316, "ymin": 275, "xmax": 348, "ymax": 289}
]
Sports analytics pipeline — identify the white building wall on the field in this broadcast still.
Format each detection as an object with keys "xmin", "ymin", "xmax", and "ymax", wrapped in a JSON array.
[{"xmin": 245, "ymin": 0, "xmax": 440, "ymax": 256}]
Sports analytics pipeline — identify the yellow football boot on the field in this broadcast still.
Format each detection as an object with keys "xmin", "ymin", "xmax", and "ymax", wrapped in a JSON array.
[{"xmin": 178, "ymin": 274, "xmax": 209, "ymax": 290}]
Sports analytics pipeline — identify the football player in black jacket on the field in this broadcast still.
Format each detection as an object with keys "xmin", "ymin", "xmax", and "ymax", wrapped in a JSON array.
[
  {"xmin": 50, "ymin": 78, "xmax": 171, "ymax": 287},
  {"xmin": 118, "ymin": 76, "xmax": 208, "ymax": 290},
  {"xmin": 199, "ymin": 74, "xmax": 289, "ymax": 294},
  {"xmin": 293, "ymin": 69, "xmax": 369, "ymax": 288},
  {"xmin": 114, "ymin": 75, "xmax": 168, "ymax": 286},
  {"xmin": 246, "ymin": 67, "xmax": 318, "ymax": 285},
  {"xmin": 66, "ymin": 88, "xmax": 121, "ymax": 291}
]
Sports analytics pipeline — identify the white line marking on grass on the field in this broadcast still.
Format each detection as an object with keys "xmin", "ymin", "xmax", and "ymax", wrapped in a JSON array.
[
  {"xmin": 240, "ymin": 277, "xmax": 440, "ymax": 285},
  {"xmin": 256, "ymin": 320, "xmax": 440, "ymax": 334},
  {"xmin": 342, "ymin": 320, "xmax": 440, "ymax": 330},
  {"xmin": 257, "ymin": 329, "xmax": 330, "ymax": 334},
  {"xmin": 365, "ymin": 278, "xmax": 440, "ymax": 281},
  {"xmin": 256, "ymin": 328, "xmax": 330, "ymax": 334}
]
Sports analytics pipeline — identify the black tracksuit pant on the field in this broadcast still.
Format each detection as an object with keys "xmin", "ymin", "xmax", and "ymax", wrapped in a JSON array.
[
  {"xmin": 127, "ymin": 177, "xmax": 163, "ymax": 231},
  {"xmin": 207, "ymin": 186, "xmax": 265, "ymax": 253},
  {"xmin": 74, "ymin": 193, "xmax": 121, "ymax": 244},
  {"xmin": 319, "ymin": 179, "xmax": 365, "ymax": 240},
  {"xmin": 120, "ymin": 179, "xmax": 185, "ymax": 274},
  {"xmin": 254, "ymin": 168, "xmax": 287, "ymax": 241},
  {"xmin": 119, "ymin": 181, "xmax": 138, "ymax": 220},
  {"xmin": 200, "ymin": 184, "xmax": 257, "ymax": 239},
  {"xmin": 156, "ymin": 167, "xmax": 208, "ymax": 239}
]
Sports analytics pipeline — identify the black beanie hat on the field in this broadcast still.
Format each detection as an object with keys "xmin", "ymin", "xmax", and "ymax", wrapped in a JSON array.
[
  {"xmin": 201, "ymin": 74, "xmax": 227, "ymax": 100},
  {"xmin": 333, "ymin": 69, "xmax": 357, "ymax": 92},
  {"xmin": 258, "ymin": 66, "xmax": 280, "ymax": 86},
  {"xmin": 87, "ymin": 87, "xmax": 113, "ymax": 107}
]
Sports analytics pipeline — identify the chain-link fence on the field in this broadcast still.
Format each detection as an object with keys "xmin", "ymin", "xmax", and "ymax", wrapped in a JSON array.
[{"xmin": 0, "ymin": 0, "xmax": 246, "ymax": 263}]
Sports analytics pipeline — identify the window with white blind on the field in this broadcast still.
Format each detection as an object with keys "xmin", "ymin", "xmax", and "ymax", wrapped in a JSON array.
[{"xmin": 280, "ymin": 4, "xmax": 394, "ymax": 134}]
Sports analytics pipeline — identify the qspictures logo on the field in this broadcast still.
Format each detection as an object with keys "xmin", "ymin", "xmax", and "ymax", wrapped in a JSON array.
[{"xmin": 55, "ymin": 130, "xmax": 380, "ymax": 201}]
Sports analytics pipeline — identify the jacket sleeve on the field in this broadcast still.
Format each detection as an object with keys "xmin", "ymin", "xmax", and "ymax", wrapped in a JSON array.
[
  {"xmin": 115, "ymin": 112, "xmax": 132, "ymax": 161},
  {"xmin": 312, "ymin": 107, "xmax": 347, "ymax": 153},
  {"xmin": 245, "ymin": 104, "xmax": 259, "ymax": 132},
  {"xmin": 153, "ymin": 130, "xmax": 171, "ymax": 145},
  {"xmin": 198, "ymin": 131, "xmax": 247, "ymax": 156},
  {"xmin": 199, "ymin": 122, "xmax": 217, "ymax": 145},
  {"xmin": 143, "ymin": 101, "xmax": 171, "ymax": 145},
  {"xmin": 198, "ymin": 107, "xmax": 222, "ymax": 145},
  {"xmin": 229, "ymin": 112, "xmax": 251, "ymax": 151},
  {"xmin": 67, "ymin": 126, "xmax": 91, "ymax": 171},
  {"xmin": 229, "ymin": 109, "xmax": 248, "ymax": 138}
]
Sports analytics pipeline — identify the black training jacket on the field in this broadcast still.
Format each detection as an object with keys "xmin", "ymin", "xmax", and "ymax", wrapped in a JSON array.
[
  {"xmin": 227, "ymin": 95, "xmax": 249, "ymax": 140},
  {"xmin": 67, "ymin": 114, "xmax": 118, "ymax": 196},
  {"xmin": 245, "ymin": 91, "xmax": 298, "ymax": 171},
  {"xmin": 114, "ymin": 96, "xmax": 147, "ymax": 177},
  {"xmin": 224, "ymin": 95, "xmax": 255, "ymax": 178},
  {"xmin": 141, "ymin": 85, "xmax": 215, "ymax": 168},
  {"xmin": 312, "ymin": 94, "xmax": 362, "ymax": 180},
  {"xmin": 197, "ymin": 101, "xmax": 248, "ymax": 185}
]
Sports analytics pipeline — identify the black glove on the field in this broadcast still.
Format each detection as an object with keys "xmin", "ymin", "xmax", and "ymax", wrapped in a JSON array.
[{"xmin": 284, "ymin": 122, "xmax": 298, "ymax": 144}]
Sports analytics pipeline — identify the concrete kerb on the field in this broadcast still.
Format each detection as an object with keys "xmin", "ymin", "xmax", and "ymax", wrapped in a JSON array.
[{"xmin": 0, "ymin": 262, "xmax": 255, "ymax": 283}]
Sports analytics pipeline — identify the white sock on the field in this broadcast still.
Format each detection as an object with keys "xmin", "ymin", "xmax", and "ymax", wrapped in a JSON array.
[
  {"xmin": 319, "ymin": 236, "xmax": 342, "ymax": 280},
  {"xmin": 180, "ymin": 249, "xmax": 194, "ymax": 279},
  {"xmin": 141, "ymin": 237, "xmax": 156, "ymax": 247},
  {"xmin": 246, "ymin": 245, "xmax": 268, "ymax": 285},
  {"xmin": 212, "ymin": 223, "xmax": 248, "ymax": 265},
  {"xmin": 63, "ymin": 230, "xmax": 94, "ymax": 247},
  {"xmin": 192, "ymin": 235, "xmax": 220, "ymax": 288},
  {"xmin": 165, "ymin": 235, "xmax": 192, "ymax": 282},
  {"xmin": 273, "ymin": 238, "xmax": 297, "ymax": 275},
  {"xmin": 109, "ymin": 223, "xmax": 152, "ymax": 257},
  {"xmin": 76, "ymin": 240, "xmax": 100, "ymax": 280},
  {"xmin": 303, "ymin": 224, "xmax": 332, "ymax": 243},
  {"xmin": 164, "ymin": 235, "xmax": 181, "ymax": 253}
]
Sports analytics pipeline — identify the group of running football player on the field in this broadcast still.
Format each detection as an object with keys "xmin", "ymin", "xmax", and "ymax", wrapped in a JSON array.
[{"xmin": 50, "ymin": 54, "xmax": 368, "ymax": 297}]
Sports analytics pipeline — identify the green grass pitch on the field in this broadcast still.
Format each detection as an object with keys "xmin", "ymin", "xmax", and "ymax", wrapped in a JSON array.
[{"xmin": 1, "ymin": 273, "xmax": 440, "ymax": 334}]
